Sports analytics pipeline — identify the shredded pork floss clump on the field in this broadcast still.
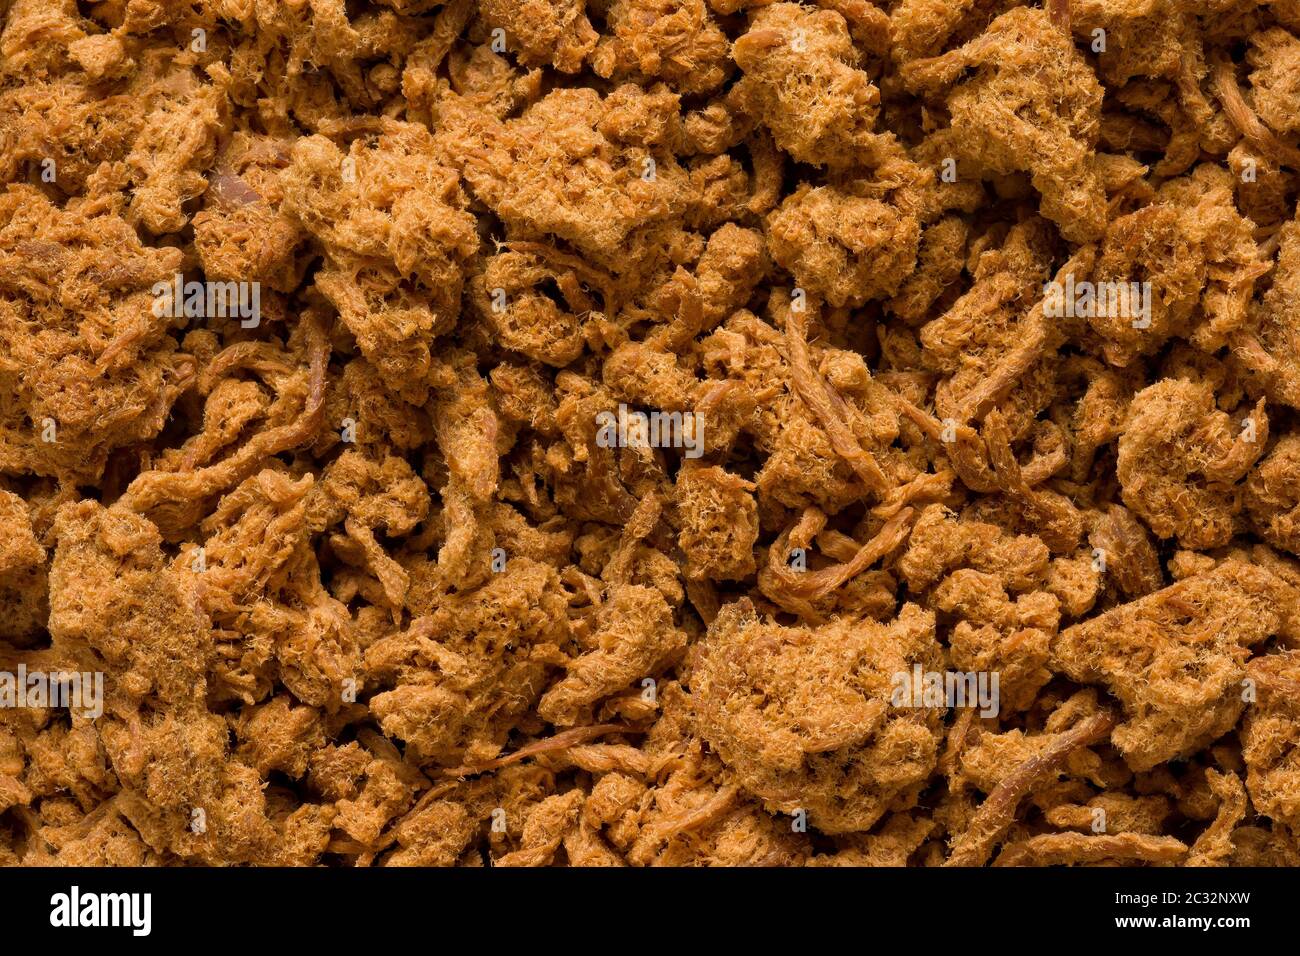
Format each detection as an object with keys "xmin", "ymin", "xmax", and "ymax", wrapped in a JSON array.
[
  {"xmin": 694, "ymin": 600, "xmax": 944, "ymax": 834},
  {"xmin": 6, "ymin": 0, "xmax": 1300, "ymax": 870}
]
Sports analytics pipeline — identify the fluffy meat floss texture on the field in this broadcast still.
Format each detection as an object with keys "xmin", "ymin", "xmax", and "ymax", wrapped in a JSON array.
[
  {"xmin": 6, "ymin": 0, "xmax": 1300, "ymax": 869},
  {"xmin": 0, "ymin": 188, "xmax": 191, "ymax": 482},
  {"xmin": 900, "ymin": 7, "xmax": 1107, "ymax": 242},
  {"xmin": 1118, "ymin": 378, "xmax": 1266, "ymax": 549},
  {"xmin": 694, "ymin": 601, "xmax": 945, "ymax": 834},
  {"xmin": 1053, "ymin": 561, "xmax": 1296, "ymax": 771}
]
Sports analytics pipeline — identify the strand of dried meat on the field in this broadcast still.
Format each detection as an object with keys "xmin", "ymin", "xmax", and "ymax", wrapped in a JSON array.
[
  {"xmin": 120, "ymin": 312, "xmax": 329, "ymax": 514},
  {"xmin": 771, "ymin": 506, "xmax": 914, "ymax": 600},
  {"xmin": 440, "ymin": 723, "xmax": 645, "ymax": 778},
  {"xmin": 994, "ymin": 832, "xmax": 1187, "ymax": 867},
  {"xmin": 945, "ymin": 708, "xmax": 1118, "ymax": 867},
  {"xmin": 1211, "ymin": 54, "xmax": 1300, "ymax": 170},
  {"xmin": 784, "ymin": 307, "xmax": 889, "ymax": 497}
]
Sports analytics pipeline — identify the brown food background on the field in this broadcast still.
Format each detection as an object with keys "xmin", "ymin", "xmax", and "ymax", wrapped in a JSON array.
[{"xmin": 1, "ymin": 0, "xmax": 1300, "ymax": 867}]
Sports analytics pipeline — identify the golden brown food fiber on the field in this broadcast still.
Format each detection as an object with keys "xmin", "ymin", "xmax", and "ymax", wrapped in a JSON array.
[{"xmin": 5, "ymin": 0, "xmax": 1300, "ymax": 868}]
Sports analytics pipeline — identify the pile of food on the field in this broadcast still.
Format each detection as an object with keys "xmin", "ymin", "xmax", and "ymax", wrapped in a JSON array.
[{"xmin": 2, "ymin": 0, "xmax": 1300, "ymax": 867}]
